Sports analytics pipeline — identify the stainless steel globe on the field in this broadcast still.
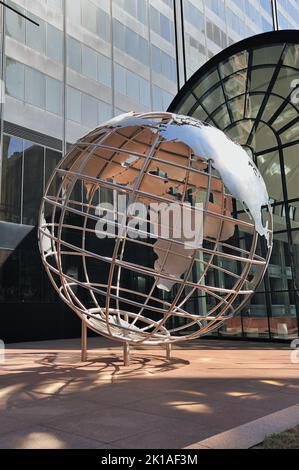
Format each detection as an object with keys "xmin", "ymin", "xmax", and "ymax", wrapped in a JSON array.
[{"xmin": 38, "ymin": 112, "xmax": 272, "ymax": 346}]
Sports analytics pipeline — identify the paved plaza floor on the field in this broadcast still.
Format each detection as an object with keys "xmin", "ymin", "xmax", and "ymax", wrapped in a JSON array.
[{"xmin": 0, "ymin": 337, "xmax": 299, "ymax": 449}]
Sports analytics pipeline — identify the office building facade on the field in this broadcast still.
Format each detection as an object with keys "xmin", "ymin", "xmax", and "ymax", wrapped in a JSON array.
[{"xmin": 0, "ymin": 0, "xmax": 298, "ymax": 342}]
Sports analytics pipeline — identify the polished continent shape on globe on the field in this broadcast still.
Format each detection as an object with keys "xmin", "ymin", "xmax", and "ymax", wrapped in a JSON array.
[{"xmin": 38, "ymin": 112, "xmax": 273, "ymax": 345}]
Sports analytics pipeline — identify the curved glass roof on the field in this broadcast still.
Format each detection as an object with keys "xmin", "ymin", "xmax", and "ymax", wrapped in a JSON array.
[{"xmin": 168, "ymin": 30, "xmax": 299, "ymax": 230}]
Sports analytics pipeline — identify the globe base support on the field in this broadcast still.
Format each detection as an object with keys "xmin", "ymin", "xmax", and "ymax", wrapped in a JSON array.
[
  {"xmin": 166, "ymin": 343, "xmax": 172, "ymax": 361},
  {"xmin": 81, "ymin": 320, "xmax": 87, "ymax": 362},
  {"xmin": 80, "ymin": 321, "xmax": 173, "ymax": 366},
  {"xmin": 123, "ymin": 342, "xmax": 130, "ymax": 366}
]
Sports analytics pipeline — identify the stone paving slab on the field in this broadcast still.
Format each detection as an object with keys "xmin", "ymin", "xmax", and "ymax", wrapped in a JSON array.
[
  {"xmin": 0, "ymin": 337, "xmax": 298, "ymax": 449},
  {"xmin": 185, "ymin": 403, "xmax": 299, "ymax": 449}
]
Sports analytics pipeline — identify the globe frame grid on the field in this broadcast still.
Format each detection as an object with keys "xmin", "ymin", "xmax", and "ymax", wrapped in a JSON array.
[{"xmin": 38, "ymin": 112, "xmax": 273, "ymax": 346}]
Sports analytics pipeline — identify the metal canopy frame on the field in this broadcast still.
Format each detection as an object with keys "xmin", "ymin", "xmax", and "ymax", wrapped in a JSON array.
[{"xmin": 168, "ymin": 30, "xmax": 299, "ymax": 340}]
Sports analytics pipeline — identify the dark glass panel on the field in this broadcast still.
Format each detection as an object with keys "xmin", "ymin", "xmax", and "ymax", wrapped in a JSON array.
[
  {"xmin": 223, "ymin": 71, "xmax": 247, "ymax": 99},
  {"xmin": 272, "ymin": 66, "xmax": 299, "ymax": 99},
  {"xmin": 190, "ymin": 103, "xmax": 208, "ymax": 121},
  {"xmin": 243, "ymin": 280, "xmax": 270, "ymax": 339},
  {"xmin": 219, "ymin": 314, "xmax": 242, "ymax": 337},
  {"xmin": 0, "ymin": 135, "xmax": 22, "ymax": 223},
  {"xmin": 262, "ymin": 95, "xmax": 284, "ymax": 123},
  {"xmin": 0, "ymin": 250, "xmax": 20, "ymax": 301},
  {"xmin": 269, "ymin": 233, "xmax": 298, "ymax": 339},
  {"xmin": 225, "ymin": 120, "xmax": 253, "ymax": 144},
  {"xmin": 45, "ymin": 148, "xmax": 62, "ymax": 188},
  {"xmin": 253, "ymin": 122, "xmax": 278, "ymax": 153},
  {"xmin": 219, "ymin": 51, "xmax": 248, "ymax": 78},
  {"xmin": 290, "ymin": 200, "xmax": 299, "ymax": 230},
  {"xmin": 245, "ymin": 93, "xmax": 264, "ymax": 119},
  {"xmin": 211, "ymin": 104, "xmax": 231, "ymax": 128},
  {"xmin": 271, "ymin": 104, "xmax": 298, "ymax": 131},
  {"xmin": 201, "ymin": 85, "xmax": 225, "ymax": 114},
  {"xmin": 250, "ymin": 67, "xmax": 275, "ymax": 92},
  {"xmin": 228, "ymin": 95, "xmax": 246, "ymax": 121},
  {"xmin": 19, "ymin": 250, "xmax": 42, "ymax": 301},
  {"xmin": 193, "ymin": 70, "xmax": 219, "ymax": 97},
  {"xmin": 283, "ymin": 43, "xmax": 299, "ymax": 69},
  {"xmin": 279, "ymin": 120, "xmax": 299, "ymax": 145},
  {"xmin": 177, "ymin": 93, "xmax": 197, "ymax": 116},
  {"xmin": 282, "ymin": 145, "xmax": 299, "ymax": 200},
  {"xmin": 252, "ymin": 45, "xmax": 284, "ymax": 66},
  {"xmin": 22, "ymin": 141, "xmax": 44, "ymax": 226}
]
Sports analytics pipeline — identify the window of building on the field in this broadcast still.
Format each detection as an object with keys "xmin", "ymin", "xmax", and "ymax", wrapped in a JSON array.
[
  {"xmin": 123, "ymin": 0, "xmax": 135, "ymax": 16},
  {"xmin": 278, "ymin": 13, "xmax": 292, "ymax": 29},
  {"xmin": 189, "ymin": 35, "xmax": 206, "ymax": 56},
  {"xmin": 97, "ymin": 8, "xmax": 110, "ymax": 41},
  {"xmin": 153, "ymin": 86, "xmax": 163, "ymax": 110},
  {"xmin": 82, "ymin": 0, "xmax": 97, "ymax": 34},
  {"xmin": 206, "ymin": 0, "xmax": 226, "ymax": 20},
  {"xmin": 68, "ymin": 36, "xmax": 112, "ymax": 86},
  {"xmin": 137, "ymin": 0, "xmax": 147, "ymax": 24},
  {"xmin": 26, "ymin": 14, "xmax": 45, "ymax": 54},
  {"xmin": 150, "ymin": 5, "xmax": 174, "ymax": 43},
  {"xmin": 6, "ymin": 58, "xmax": 64, "ymax": 115},
  {"xmin": 25, "ymin": 67, "xmax": 45, "ymax": 109},
  {"xmin": 47, "ymin": 0, "xmax": 63, "ymax": 8},
  {"xmin": 262, "ymin": 17, "xmax": 273, "ymax": 31},
  {"xmin": 206, "ymin": 20, "xmax": 227, "ymax": 49},
  {"xmin": 6, "ymin": 58, "xmax": 24, "ymax": 100},
  {"xmin": 46, "ymin": 24, "xmax": 63, "ymax": 63},
  {"xmin": 98, "ymin": 54, "xmax": 111, "ymax": 87},
  {"xmin": 139, "ymin": 77, "xmax": 150, "ymax": 107},
  {"xmin": 151, "ymin": 45, "xmax": 176, "ymax": 82},
  {"xmin": 151, "ymin": 45, "xmax": 161, "ymax": 74},
  {"xmin": 260, "ymin": 0, "xmax": 272, "ymax": 15},
  {"xmin": 115, "ymin": 0, "xmax": 147, "ymax": 24},
  {"xmin": 114, "ymin": 63, "xmax": 126, "ymax": 95},
  {"xmin": 67, "ymin": 36, "xmax": 82, "ymax": 73},
  {"xmin": 82, "ymin": 45, "xmax": 98, "ymax": 81},
  {"xmin": 161, "ymin": 50, "xmax": 177, "ymax": 82},
  {"xmin": 113, "ymin": 19, "xmax": 149, "ymax": 65},
  {"xmin": 125, "ymin": 29, "xmax": 139, "ymax": 61},
  {"xmin": 184, "ymin": 0, "xmax": 205, "ymax": 33},
  {"xmin": 46, "ymin": 77, "xmax": 63, "ymax": 116},
  {"xmin": 150, "ymin": 6, "xmax": 160, "ymax": 34},
  {"xmin": 153, "ymin": 85, "xmax": 173, "ymax": 110},
  {"xmin": 82, "ymin": 93, "xmax": 99, "ymax": 128},
  {"xmin": 6, "ymin": 0, "xmax": 25, "ymax": 43},
  {"xmin": 114, "ymin": 62, "xmax": 150, "ymax": 107},
  {"xmin": 67, "ymin": 0, "xmax": 81, "ymax": 23},
  {"xmin": 6, "ymin": 5, "xmax": 64, "ymax": 63},
  {"xmin": 99, "ymin": 100, "xmax": 112, "ymax": 122},
  {"xmin": 67, "ymin": 86, "xmax": 82, "ymax": 123},
  {"xmin": 127, "ymin": 70, "xmax": 139, "ymax": 101},
  {"xmin": 139, "ymin": 36, "xmax": 148, "ymax": 65},
  {"xmin": 160, "ymin": 13, "xmax": 171, "ymax": 42},
  {"xmin": 113, "ymin": 19, "xmax": 125, "ymax": 50}
]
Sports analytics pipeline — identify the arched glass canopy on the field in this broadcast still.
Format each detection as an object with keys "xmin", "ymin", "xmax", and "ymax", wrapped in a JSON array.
[{"xmin": 168, "ymin": 31, "xmax": 299, "ymax": 340}]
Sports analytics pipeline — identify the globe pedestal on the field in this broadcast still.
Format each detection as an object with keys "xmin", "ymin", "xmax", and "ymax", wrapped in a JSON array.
[{"xmin": 80, "ymin": 320, "xmax": 172, "ymax": 366}]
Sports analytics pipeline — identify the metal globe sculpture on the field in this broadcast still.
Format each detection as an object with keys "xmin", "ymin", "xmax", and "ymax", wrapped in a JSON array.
[{"xmin": 38, "ymin": 112, "xmax": 272, "ymax": 346}]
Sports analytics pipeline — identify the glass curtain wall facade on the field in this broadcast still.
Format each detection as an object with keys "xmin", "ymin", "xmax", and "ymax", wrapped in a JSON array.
[
  {"xmin": 0, "ymin": 0, "xmax": 298, "ymax": 342},
  {"xmin": 169, "ymin": 30, "xmax": 299, "ymax": 341}
]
